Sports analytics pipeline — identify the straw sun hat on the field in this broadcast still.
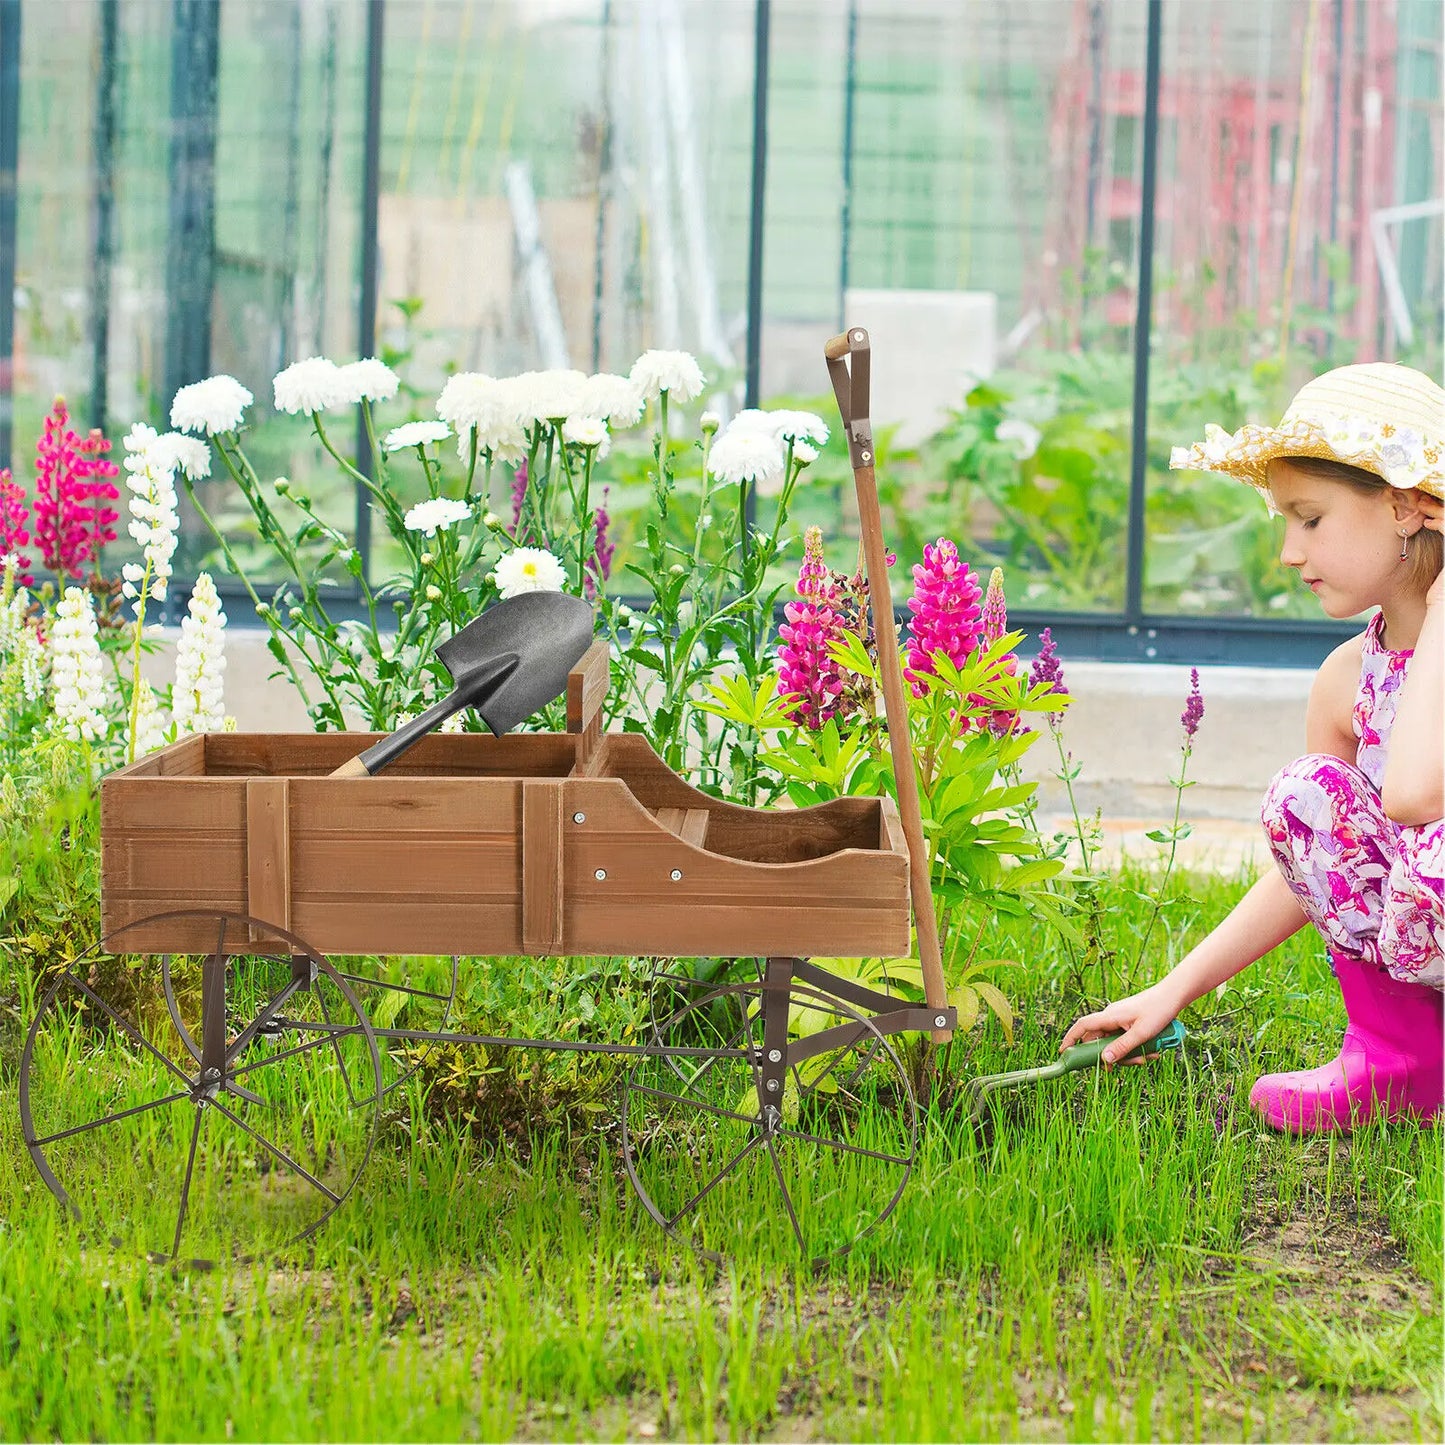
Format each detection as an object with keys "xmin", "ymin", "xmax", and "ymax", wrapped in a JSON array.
[{"xmin": 1169, "ymin": 362, "xmax": 1444, "ymax": 502}]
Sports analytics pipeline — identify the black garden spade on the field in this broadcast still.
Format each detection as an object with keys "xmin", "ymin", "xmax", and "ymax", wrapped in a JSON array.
[{"xmin": 330, "ymin": 590, "xmax": 596, "ymax": 777}]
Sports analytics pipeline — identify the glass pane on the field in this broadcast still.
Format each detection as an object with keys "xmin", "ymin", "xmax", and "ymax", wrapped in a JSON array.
[{"xmin": 1143, "ymin": 0, "xmax": 1443, "ymax": 619}]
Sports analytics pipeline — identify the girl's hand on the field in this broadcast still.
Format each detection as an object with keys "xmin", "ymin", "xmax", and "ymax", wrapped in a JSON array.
[{"xmin": 1059, "ymin": 983, "xmax": 1182, "ymax": 1068}]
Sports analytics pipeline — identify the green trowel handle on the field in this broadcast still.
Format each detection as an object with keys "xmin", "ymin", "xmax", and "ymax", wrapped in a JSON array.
[{"xmin": 1058, "ymin": 1018, "xmax": 1186, "ymax": 1073}]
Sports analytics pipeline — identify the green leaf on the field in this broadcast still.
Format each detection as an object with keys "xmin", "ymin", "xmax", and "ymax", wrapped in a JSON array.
[{"xmin": 972, "ymin": 980, "xmax": 1015, "ymax": 1044}]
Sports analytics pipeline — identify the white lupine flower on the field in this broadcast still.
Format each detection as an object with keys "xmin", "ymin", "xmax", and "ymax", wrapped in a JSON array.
[
  {"xmin": 493, "ymin": 546, "xmax": 567, "ymax": 598},
  {"xmin": 273, "ymin": 356, "xmax": 348, "ymax": 414},
  {"xmin": 0, "ymin": 575, "xmax": 45, "ymax": 704},
  {"xmin": 130, "ymin": 681, "xmax": 169, "ymax": 758},
  {"xmin": 338, "ymin": 357, "xmax": 400, "ymax": 404},
  {"xmin": 170, "ymin": 375, "xmax": 253, "ymax": 435},
  {"xmin": 14, "ymin": 625, "xmax": 44, "ymax": 702},
  {"xmin": 49, "ymin": 587, "xmax": 110, "ymax": 743},
  {"xmin": 383, "ymin": 420, "xmax": 452, "ymax": 452},
  {"xmin": 579, "ymin": 373, "xmax": 645, "ymax": 428},
  {"xmin": 173, "ymin": 572, "xmax": 227, "ymax": 735},
  {"xmin": 996, "ymin": 418, "xmax": 1041, "ymax": 460},
  {"xmin": 707, "ymin": 424, "xmax": 786, "ymax": 488},
  {"xmin": 120, "ymin": 425, "xmax": 180, "ymax": 612},
  {"xmin": 629, "ymin": 350, "xmax": 706, "ymax": 403},
  {"xmin": 404, "ymin": 498, "xmax": 471, "ymax": 537}
]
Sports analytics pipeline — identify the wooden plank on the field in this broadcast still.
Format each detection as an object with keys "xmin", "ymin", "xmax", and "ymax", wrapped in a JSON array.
[
  {"xmin": 245, "ymin": 777, "xmax": 291, "ymax": 942},
  {"xmin": 656, "ymin": 806, "xmax": 710, "ymax": 848},
  {"xmin": 521, "ymin": 780, "xmax": 565, "ymax": 954},
  {"xmin": 566, "ymin": 640, "xmax": 611, "ymax": 733},
  {"xmin": 202, "ymin": 731, "xmax": 578, "ymax": 778}
]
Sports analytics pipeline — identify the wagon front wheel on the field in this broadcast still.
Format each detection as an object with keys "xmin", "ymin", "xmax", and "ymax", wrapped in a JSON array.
[
  {"xmin": 621, "ymin": 978, "xmax": 918, "ymax": 1268},
  {"xmin": 19, "ymin": 909, "xmax": 382, "ymax": 1267}
]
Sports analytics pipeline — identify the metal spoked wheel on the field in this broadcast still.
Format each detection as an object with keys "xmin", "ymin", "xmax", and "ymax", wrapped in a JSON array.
[
  {"xmin": 621, "ymin": 980, "xmax": 918, "ymax": 1268},
  {"xmin": 19, "ymin": 909, "xmax": 382, "ymax": 1267}
]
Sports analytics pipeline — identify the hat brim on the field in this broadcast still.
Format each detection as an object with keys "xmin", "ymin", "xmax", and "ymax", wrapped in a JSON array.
[{"xmin": 1170, "ymin": 411, "xmax": 1444, "ymax": 501}]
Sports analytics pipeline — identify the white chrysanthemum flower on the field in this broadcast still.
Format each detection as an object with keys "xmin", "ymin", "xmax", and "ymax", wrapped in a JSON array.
[
  {"xmin": 629, "ymin": 349, "xmax": 706, "ymax": 403},
  {"xmin": 707, "ymin": 425, "xmax": 786, "ymax": 488},
  {"xmin": 512, "ymin": 369, "xmax": 589, "ymax": 427},
  {"xmin": 404, "ymin": 498, "xmax": 471, "ymax": 537},
  {"xmin": 563, "ymin": 415, "xmax": 609, "ymax": 455},
  {"xmin": 793, "ymin": 440, "xmax": 819, "ymax": 465},
  {"xmin": 148, "ymin": 431, "xmax": 211, "ymax": 481},
  {"xmin": 130, "ymin": 680, "xmax": 169, "ymax": 758},
  {"xmin": 170, "ymin": 375, "xmax": 253, "ymax": 435},
  {"xmin": 579, "ymin": 373, "xmax": 645, "ymax": 428},
  {"xmin": 729, "ymin": 407, "xmax": 830, "ymax": 447},
  {"xmin": 493, "ymin": 546, "xmax": 567, "ymax": 599},
  {"xmin": 49, "ymin": 587, "xmax": 110, "ymax": 743},
  {"xmin": 383, "ymin": 420, "xmax": 452, "ymax": 453},
  {"xmin": 995, "ymin": 418, "xmax": 1041, "ymax": 461},
  {"xmin": 438, "ymin": 373, "xmax": 533, "ymax": 460},
  {"xmin": 173, "ymin": 572, "xmax": 227, "ymax": 735},
  {"xmin": 273, "ymin": 356, "xmax": 348, "ymax": 414},
  {"xmin": 338, "ymin": 357, "xmax": 400, "ymax": 404},
  {"xmin": 120, "ymin": 425, "xmax": 180, "ymax": 611}
]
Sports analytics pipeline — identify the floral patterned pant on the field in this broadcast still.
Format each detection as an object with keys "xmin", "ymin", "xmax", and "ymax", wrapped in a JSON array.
[{"xmin": 1261, "ymin": 755, "xmax": 1444, "ymax": 989}]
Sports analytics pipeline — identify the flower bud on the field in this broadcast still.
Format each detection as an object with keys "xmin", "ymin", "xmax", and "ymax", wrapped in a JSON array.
[
  {"xmin": 482, "ymin": 511, "xmax": 500, "ymax": 529},
  {"xmin": 425, "ymin": 585, "xmax": 442, "ymax": 602},
  {"xmin": 420, "ymin": 551, "xmax": 436, "ymax": 567},
  {"xmin": 669, "ymin": 563, "xmax": 686, "ymax": 576},
  {"xmin": 700, "ymin": 411, "xmax": 721, "ymax": 434},
  {"xmin": 274, "ymin": 477, "xmax": 291, "ymax": 495}
]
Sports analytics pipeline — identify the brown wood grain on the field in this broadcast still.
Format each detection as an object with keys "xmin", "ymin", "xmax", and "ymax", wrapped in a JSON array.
[
  {"xmin": 566, "ymin": 641, "xmax": 610, "ymax": 733},
  {"xmin": 245, "ymin": 777, "xmax": 292, "ymax": 942},
  {"xmin": 522, "ymin": 780, "xmax": 565, "ymax": 953}
]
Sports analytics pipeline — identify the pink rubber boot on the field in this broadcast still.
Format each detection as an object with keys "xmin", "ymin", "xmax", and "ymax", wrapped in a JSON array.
[{"xmin": 1249, "ymin": 953, "xmax": 1444, "ymax": 1134}]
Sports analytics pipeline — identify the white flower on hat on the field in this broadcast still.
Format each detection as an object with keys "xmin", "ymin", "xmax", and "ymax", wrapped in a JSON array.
[
  {"xmin": 170, "ymin": 375, "xmax": 253, "ymax": 435},
  {"xmin": 493, "ymin": 546, "xmax": 567, "ymax": 598},
  {"xmin": 629, "ymin": 350, "xmax": 706, "ymax": 404}
]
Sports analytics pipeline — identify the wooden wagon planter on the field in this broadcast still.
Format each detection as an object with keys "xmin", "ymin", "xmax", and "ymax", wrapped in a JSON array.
[{"xmin": 21, "ymin": 642, "xmax": 956, "ymax": 1268}]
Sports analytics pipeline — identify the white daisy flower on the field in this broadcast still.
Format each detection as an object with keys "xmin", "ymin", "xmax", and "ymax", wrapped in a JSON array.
[
  {"xmin": 404, "ymin": 498, "xmax": 471, "ymax": 537},
  {"xmin": 563, "ymin": 416, "xmax": 608, "ymax": 449},
  {"xmin": 629, "ymin": 349, "xmax": 706, "ymax": 403},
  {"xmin": 170, "ymin": 375, "xmax": 253, "ymax": 435},
  {"xmin": 383, "ymin": 420, "xmax": 452, "ymax": 453},
  {"xmin": 707, "ymin": 425, "xmax": 785, "ymax": 488},
  {"xmin": 493, "ymin": 546, "xmax": 568, "ymax": 599},
  {"xmin": 172, "ymin": 572, "xmax": 227, "ymax": 735},
  {"xmin": 148, "ymin": 432, "xmax": 212, "ymax": 481},
  {"xmin": 512, "ymin": 369, "xmax": 589, "ymax": 428},
  {"xmin": 273, "ymin": 356, "xmax": 348, "ymax": 414},
  {"xmin": 49, "ymin": 587, "xmax": 110, "ymax": 743},
  {"xmin": 338, "ymin": 357, "xmax": 400, "ymax": 404}
]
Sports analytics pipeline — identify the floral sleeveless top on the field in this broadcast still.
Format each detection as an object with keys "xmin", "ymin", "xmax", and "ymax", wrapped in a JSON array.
[{"xmin": 1353, "ymin": 612, "xmax": 1411, "ymax": 792}]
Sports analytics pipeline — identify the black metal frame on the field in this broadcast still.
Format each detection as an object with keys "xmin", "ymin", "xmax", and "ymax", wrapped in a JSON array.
[{"xmin": 0, "ymin": 0, "xmax": 1383, "ymax": 669}]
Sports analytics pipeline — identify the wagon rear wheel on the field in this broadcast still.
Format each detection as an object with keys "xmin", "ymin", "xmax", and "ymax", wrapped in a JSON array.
[
  {"xmin": 19, "ymin": 909, "xmax": 381, "ymax": 1267},
  {"xmin": 621, "ymin": 978, "xmax": 917, "ymax": 1268}
]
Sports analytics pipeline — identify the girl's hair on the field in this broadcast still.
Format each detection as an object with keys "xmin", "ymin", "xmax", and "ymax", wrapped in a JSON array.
[{"xmin": 1280, "ymin": 454, "xmax": 1443, "ymax": 591}]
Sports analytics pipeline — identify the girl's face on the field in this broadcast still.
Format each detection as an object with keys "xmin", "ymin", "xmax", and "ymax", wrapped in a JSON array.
[{"xmin": 1267, "ymin": 460, "xmax": 1405, "ymax": 618}]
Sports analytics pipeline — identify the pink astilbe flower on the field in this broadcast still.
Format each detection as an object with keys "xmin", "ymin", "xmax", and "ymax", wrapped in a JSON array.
[
  {"xmin": 903, "ymin": 538, "xmax": 983, "ymax": 698},
  {"xmin": 1028, "ymin": 626, "xmax": 1068, "ymax": 726},
  {"xmin": 584, "ymin": 487, "xmax": 614, "ymax": 601},
  {"xmin": 509, "ymin": 458, "xmax": 529, "ymax": 534},
  {"xmin": 30, "ymin": 398, "xmax": 120, "ymax": 581},
  {"xmin": 0, "ymin": 468, "xmax": 33, "ymax": 585},
  {"xmin": 777, "ymin": 525, "xmax": 847, "ymax": 729}
]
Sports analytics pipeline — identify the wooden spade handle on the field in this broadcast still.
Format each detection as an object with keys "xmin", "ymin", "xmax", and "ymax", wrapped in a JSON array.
[
  {"xmin": 329, "ymin": 754, "xmax": 371, "ymax": 779},
  {"xmin": 823, "ymin": 331, "xmax": 852, "ymax": 361}
]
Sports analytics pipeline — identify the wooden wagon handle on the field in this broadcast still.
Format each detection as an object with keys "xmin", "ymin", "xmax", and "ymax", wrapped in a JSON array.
[{"xmin": 825, "ymin": 326, "xmax": 951, "ymax": 1044}]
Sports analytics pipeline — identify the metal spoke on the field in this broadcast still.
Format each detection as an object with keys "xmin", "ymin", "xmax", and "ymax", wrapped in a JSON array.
[
  {"xmin": 336, "ymin": 970, "xmax": 452, "ymax": 1004},
  {"xmin": 28, "ymin": 1089, "xmax": 191, "ymax": 1147},
  {"xmin": 764, "ymin": 1134, "xmax": 808, "ymax": 1254},
  {"xmin": 629, "ymin": 1081, "xmax": 760, "ymax": 1128},
  {"xmin": 668, "ymin": 1009, "xmax": 755, "ymax": 1095},
  {"xmin": 223, "ymin": 976, "xmax": 304, "ymax": 1065},
  {"xmin": 780, "ymin": 1125, "xmax": 913, "ymax": 1167},
  {"xmin": 171, "ymin": 1109, "xmax": 205, "ymax": 1259},
  {"xmin": 316, "ymin": 988, "xmax": 365, "ymax": 1109},
  {"xmin": 63, "ymin": 974, "xmax": 195, "ymax": 1089},
  {"xmin": 666, "ymin": 1133, "xmax": 763, "ymax": 1229},
  {"xmin": 209, "ymin": 1098, "xmax": 340, "ymax": 1204},
  {"xmin": 162, "ymin": 955, "xmax": 201, "ymax": 1062},
  {"xmin": 226, "ymin": 1028, "xmax": 365, "ymax": 1081}
]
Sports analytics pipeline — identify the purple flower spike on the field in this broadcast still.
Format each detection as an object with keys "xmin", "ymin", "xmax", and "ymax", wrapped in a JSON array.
[
  {"xmin": 1029, "ymin": 626, "xmax": 1068, "ymax": 723},
  {"xmin": 981, "ymin": 566, "xmax": 1008, "ymax": 647},
  {"xmin": 1181, "ymin": 667, "xmax": 1204, "ymax": 741},
  {"xmin": 777, "ymin": 526, "xmax": 847, "ymax": 730},
  {"xmin": 902, "ymin": 538, "xmax": 983, "ymax": 698},
  {"xmin": 509, "ymin": 459, "xmax": 529, "ymax": 533}
]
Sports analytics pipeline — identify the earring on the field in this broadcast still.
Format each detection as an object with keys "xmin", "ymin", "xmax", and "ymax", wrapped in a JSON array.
[{"xmin": 1400, "ymin": 529, "xmax": 1411, "ymax": 560}]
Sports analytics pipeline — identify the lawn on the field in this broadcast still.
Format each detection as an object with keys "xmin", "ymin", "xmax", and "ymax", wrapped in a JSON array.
[{"xmin": 1, "ymin": 860, "xmax": 1440, "ymax": 1443}]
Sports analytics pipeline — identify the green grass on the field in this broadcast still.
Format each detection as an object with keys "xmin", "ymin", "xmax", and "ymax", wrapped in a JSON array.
[{"xmin": 1, "ymin": 862, "xmax": 1441, "ymax": 1441}]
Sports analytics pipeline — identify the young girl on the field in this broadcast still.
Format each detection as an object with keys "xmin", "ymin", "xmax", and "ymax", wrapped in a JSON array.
[{"xmin": 1061, "ymin": 362, "xmax": 1444, "ymax": 1134}]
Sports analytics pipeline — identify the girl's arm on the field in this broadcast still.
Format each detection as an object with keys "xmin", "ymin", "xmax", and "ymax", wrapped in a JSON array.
[
  {"xmin": 1382, "ymin": 565, "xmax": 1444, "ymax": 826},
  {"xmin": 1059, "ymin": 636, "xmax": 1361, "ymax": 1065}
]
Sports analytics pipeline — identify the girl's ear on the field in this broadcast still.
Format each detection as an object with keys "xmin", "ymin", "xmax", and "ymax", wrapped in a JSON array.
[{"xmin": 1388, "ymin": 487, "xmax": 1438, "ymax": 532}]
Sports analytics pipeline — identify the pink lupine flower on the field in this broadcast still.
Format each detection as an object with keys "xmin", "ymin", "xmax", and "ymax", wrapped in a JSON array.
[
  {"xmin": 584, "ymin": 487, "xmax": 614, "ymax": 601},
  {"xmin": 30, "ymin": 399, "xmax": 120, "ymax": 581},
  {"xmin": 902, "ymin": 538, "xmax": 983, "ymax": 698},
  {"xmin": 777, "ymin": 525, "xmax": 847, "ymax": 729},
  {"xmin": 0, "ymin": 468, "xmax": 33, "ymax": 585},
  {"xmin": 980, "ymin": 565, "xmax": 1007, "ymax": 646}
]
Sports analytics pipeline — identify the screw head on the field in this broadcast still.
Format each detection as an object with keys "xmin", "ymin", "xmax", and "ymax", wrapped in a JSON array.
[
  {"xmin": 935, "ymin": 1014, "xmax": 948, "ymax": 1028},
  {"xmin": 572, "ymin": 812, "xmax": 586, "ymax": 824},
  {"xmin": 767, "ymin": 1048, "xmax": 782, "ymax": 1063},
  {"xmin": 851, "ymin": 329, "xmax": 864, "ymax": 341},
  {"xmin": 861, "ymin": 450, "xmax": 872, "ymax": 462},
  {"xmin": 669, "ymin": 868, "xmax": 682, "ymax": 881},
  {"xmin": 594, "ymin": 868, "xmax": 606, "ymax": 881},
  {"xmin": 765, "ymin": 1078, "xmax": 779, "ymax": 1092}
]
